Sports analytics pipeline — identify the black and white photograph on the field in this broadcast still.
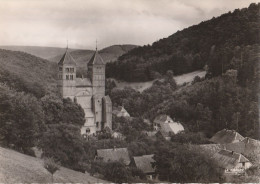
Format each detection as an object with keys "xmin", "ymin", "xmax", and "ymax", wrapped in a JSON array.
[{"xmin": 0, "ymin": 0, "xmax": 259, "ymax": 183}]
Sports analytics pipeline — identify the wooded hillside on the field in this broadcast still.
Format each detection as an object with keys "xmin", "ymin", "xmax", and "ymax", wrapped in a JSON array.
[{"xmin": 106, "ymin": 3, "xmax": 259, "ymax": 82}]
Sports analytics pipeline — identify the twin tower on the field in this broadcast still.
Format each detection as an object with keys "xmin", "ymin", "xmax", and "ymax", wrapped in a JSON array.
[{"xmin": 57, "ymin": 48, "xmax": 112, "ymax": 135}]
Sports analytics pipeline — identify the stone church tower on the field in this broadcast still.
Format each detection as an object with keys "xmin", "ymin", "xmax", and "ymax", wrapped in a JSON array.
[{"xmin": 57, "ymin": 47, "xmax": 112, "ymax": 135}]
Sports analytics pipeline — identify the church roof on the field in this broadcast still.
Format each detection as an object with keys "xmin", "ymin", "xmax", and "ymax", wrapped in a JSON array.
[
  {"xmin": 88, "ymin": 50, "xmax": 105, "ymax": 65},
  {"xmin": 58, "ymin": 49, "xmax": 76, "ymax": 65}
]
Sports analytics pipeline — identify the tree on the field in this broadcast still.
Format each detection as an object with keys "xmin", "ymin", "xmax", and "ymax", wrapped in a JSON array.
[
  {"xmin": 40, "ymin": 124, "xmax": 86, "ymax": 170},
  {"xmin": 0, "ymin": 87, "xmax": 44, "ymax": 154},
  {"xmin": 154, "ymin": 145, "xmax": 223, "ymax": 182},
  {"xmin": 103, "ymin": 161, "xmax": 130, "ymax": 183},
  {"xmin": 164, "ymin": 70, "xmax": 177, "ymax": 89},
  {"xmin": 44, "ymin": 157, "xmax": 60, "ymax": 183}
]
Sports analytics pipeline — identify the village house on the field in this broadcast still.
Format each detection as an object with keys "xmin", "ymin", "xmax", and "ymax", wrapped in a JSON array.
[
  {"xmin": 142, "ymin": 130, "xmax": 157, "ymax": 138},
  {"xmin": 111, "ymin": 131, "xmax": 125, "ymax": 140},
  {"xmin": 212, "ymin": 149, "xmax": 252, "ymax": 175},
  {"xmin": 132, "ymin": 154, "xmax": 157, "ymax": 180},
  {"xmin": 153, "ymin": 114, "xmax": 184, "ymax": 140},
  {"xmin": 210, "ymin": 129, "xmax": 244, "ymax": 144},
  {"xmin": 112, "ymin": 106, "xmax": 130, "ymax": 117},
  {"xmin": 95, "ymin": 147, "xmax": 131, "ymax": 165}
]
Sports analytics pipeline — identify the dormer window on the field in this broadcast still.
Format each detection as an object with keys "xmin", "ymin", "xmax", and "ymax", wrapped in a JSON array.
[{"xmin": 70, "ymin": 68, "xmax": 74, "ymax": 72}]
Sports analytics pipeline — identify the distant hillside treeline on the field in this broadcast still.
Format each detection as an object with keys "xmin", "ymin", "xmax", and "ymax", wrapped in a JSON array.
[
  {"xmin": 0, "ymin": 46, "xmax": 75, "ymax": 60},
  {"xmin": 106, "ymin": 3, "xmax": 259, "ymax": 82}
]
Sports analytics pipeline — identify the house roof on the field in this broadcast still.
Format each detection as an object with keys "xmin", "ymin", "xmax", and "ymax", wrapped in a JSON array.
[
  {"xmin": 58, "ymin": 49, "xmax": 76, "ymax": 65},
  {"xmin": 112, "ymin": 106, "xmax": 130, "ymax": 117},
  {"xmin": 88, "ymin": 51, "xmax": 105, "ymax": 65},
  {"xmin": 160, "ymin": 121, "xmax": 184, "ymax": 135},
  {"xmin": 213, "ymin": 149, "xmax": 250, "ymax": 169},
  {"xmin": 96, "ymin": 148, "xmax": 130, "ymax": 165},
  {"xmin": 209, "ymin": 129, "xmax": 244, "ymax": 144},
  {"xmin": 154, "ymin": 114, "xmax": 173, "ymax": 124},
  {"xmin": 133, "ymin": 155, "xmax": 155, "ymax": 174},
  {"xmin": 224, "ymin": 137, "xmax": 260, "ymax": 159}
]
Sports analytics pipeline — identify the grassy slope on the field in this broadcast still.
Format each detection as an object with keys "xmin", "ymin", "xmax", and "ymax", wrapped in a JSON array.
[
  {"xmin": 0, "ymin": 147, "xmax": 107, "ymax": 183},
  {"xmin": 0, "ymin": 45, "xmax": 75, "ymax": 60},
  {"xmin": 112, "ymin": 70, "xmax": 206, "ymax": 92}
]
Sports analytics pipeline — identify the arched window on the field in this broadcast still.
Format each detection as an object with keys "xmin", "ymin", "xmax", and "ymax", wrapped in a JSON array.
[
  {"xmin": 74, "ymin": 97, "xmax": 77, "ymax": 103},
  {"xmin": 96, "ymin": 122, "xmax": 99, "ymax": 128}
]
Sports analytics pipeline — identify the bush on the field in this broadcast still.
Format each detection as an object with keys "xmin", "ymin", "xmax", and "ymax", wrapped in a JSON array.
[{"xmin": 44, "ymin": 157, "xmax": 60, "ymax": 183}]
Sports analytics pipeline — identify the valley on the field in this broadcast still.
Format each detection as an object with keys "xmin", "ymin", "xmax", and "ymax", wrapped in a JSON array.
[{"xmin": 0, "ymin": 2, "xmax": 259, "ymax": 183}]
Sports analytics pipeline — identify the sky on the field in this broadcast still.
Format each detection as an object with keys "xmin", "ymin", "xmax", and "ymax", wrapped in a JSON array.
[{"xmin": 0, "ymin": 0, "xmax": 258, "ymax": 49}]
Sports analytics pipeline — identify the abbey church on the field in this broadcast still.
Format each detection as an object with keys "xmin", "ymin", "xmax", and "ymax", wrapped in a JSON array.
[{"xmin": 57, "ymin": 47, "xmax": 112, "ymax": 135}]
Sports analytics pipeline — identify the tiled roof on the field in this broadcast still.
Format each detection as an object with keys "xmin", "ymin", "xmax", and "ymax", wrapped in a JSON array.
[
  {"xmin": 224, "ymin": 137, "xmax": 260, "ymax": 160},
  {"xmin": 212, "ymin": 149, "xmax": 250, "ymax": 169},
  {"xmin": 159, "ymin": 121, "xmax": 184, "ymax": 135},
  {"xmin": 58, "ymin": 49, "xmax": 76, "ymax": 65},
  {"xmin": 88, "ymin": 51, "xmax": 105, "ymax": 65},
  {"xmin": 154, "ymin": 114, "xmax": 173, "ymax": 124},
  {"xmin": 96, "ymin": 148, "xmax": 130, "ymax": 165},
  {"xmin": 112, "ymin": 106, "xmax": 130, "ymax": 117},
  {"xmin": 209, "ymin": 129, "xmax": 244, "ymax": 144},
  {"xmin": 133, "ymin": 155, "xmax": 155, "ymax": 174}
]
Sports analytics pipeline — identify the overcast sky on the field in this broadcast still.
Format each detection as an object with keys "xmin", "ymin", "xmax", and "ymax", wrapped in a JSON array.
[{"xmin": 0, "ymin": 0, "xmax": 258, "ymax": 49}]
